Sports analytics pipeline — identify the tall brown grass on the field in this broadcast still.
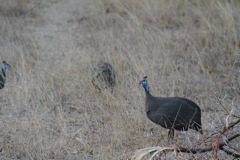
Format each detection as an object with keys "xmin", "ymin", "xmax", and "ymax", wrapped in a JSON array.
[{"xmin": 0, "ymin": 0, "xmax": 239, "ymax": 159}]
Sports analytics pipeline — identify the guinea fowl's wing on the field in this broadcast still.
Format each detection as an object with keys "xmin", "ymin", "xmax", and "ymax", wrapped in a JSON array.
[
  {"xmin": 175, "ymin": 97, "xmax": 202, "ymax": 123},
  {"xmin": 168, "ymin": 98, "xmax": 202, "ymax": 130},
  {"xmin": 154, "ymin": 97, "xmax": 200, "ymax": 124},
  {"xmin": 148, "ymin": 98, "xmax": 184, "ymax": 128}
]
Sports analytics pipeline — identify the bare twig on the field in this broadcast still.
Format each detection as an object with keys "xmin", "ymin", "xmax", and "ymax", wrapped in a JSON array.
[
  {"xmin": 174, "ymin": 133, "xmax": 240, "ymax": 158},
  {"xmin": 222, "ymin": 145, "xmax": 240, "ymax": 158},
  {"xmin": 216, "ymin": 96, "xmax": 240, "ymax": 118},
  {"xmin": 216, "ymin": 95, "xmax": 229, "ymax": 114},
  {"xmin": 213, "ymin": 135, "xmax": 220, "ymax": 160},
  {"xmin": 131, "ymin": 134, "xmax": 240, "ymax": 159},
  {"xmin": 220, "ymin": 118, "xmax": 240, "ymax": 134}
]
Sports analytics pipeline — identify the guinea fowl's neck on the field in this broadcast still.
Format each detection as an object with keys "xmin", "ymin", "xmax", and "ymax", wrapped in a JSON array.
[
  {"xmin": 145, "ymin": 90, "xmax": 151, "ymax": 96},
  {"xmin": 1, "ymin": 68, "xmax": 6, "ymax": 78},
  {"xmin": 143, "ymin": 82, "xmax": 154, "ymax": 101},
  {"xmin": 145, "ymin": 90, "xmax": 155, "ymax": 113}
]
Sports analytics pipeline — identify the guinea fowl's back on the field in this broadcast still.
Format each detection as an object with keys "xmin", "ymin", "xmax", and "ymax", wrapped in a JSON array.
[{"xmin": 92, "ymin": 62, "xmax": 116, "ymax": 91}]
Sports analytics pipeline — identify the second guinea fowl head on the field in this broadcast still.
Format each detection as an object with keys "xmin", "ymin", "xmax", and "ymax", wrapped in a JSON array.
[
  {"xmin": 2, "ymin": 61, "xmax": 10, "ymax": 77},
  {"xmin": 139, "ymin": 76, "xmax": 150, "ymax": 92}
]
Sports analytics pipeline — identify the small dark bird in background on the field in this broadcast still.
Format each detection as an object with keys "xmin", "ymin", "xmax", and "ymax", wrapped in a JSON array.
[
  {"xmin": 92, "ymin": 62, "xmax": 116, "ymax": 91},
  {"xmin": 139, "ymin": 76, "xmax": 203, "ymax": 141},
  {"xmin": 0, "ymin": 61, "xmax": 11, "ymax": 89}
]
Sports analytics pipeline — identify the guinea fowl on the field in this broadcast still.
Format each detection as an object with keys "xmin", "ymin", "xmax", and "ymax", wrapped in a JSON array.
[
  {"xmin": 92, "ymin": 62, "xmax": 116, "ymax": 91},
  {"xmin": 0, "ymin": 61, "xmax": 11, "ymax": 89},
  {"xmin": 139, "ymin": 76, "xmax": 203, "ymax": 140}
]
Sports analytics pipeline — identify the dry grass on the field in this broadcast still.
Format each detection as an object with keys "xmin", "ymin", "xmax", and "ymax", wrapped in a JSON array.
[{"xmin": 0, "ymin": 0, "xmax": 240, "ymax": 159}]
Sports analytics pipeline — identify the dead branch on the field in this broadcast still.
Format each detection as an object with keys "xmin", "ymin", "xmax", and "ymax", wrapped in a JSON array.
[
  {"xmin": 213, "ymin": 135, "xmax": 220, "ymax": 160},
  {"xmin": 222, "ymin": 146, "xmax": 240, "ymax": 158},
  {"xmin": 131, "ymin": 118, "xmax": 240, "ymax": 160},
  {"xmin": 175, "ymin": 133, "xmax": 240, "ymax": 153},
  {"xmin": 171, "ymin": 118, "xmax": 240, "ymax": 158},
  {"xmin": 220, "ymin": 118, "xmax": 240, "ymax": 134}
]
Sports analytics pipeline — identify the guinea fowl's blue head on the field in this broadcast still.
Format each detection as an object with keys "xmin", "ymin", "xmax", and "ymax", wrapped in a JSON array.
[
  {"xmin": 139, "ymin": 76, "xmax": 149, "ymax": 92},
  {"xmin": 2, "ymin": 61, "xmax": 10, "ymax": 74}
]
